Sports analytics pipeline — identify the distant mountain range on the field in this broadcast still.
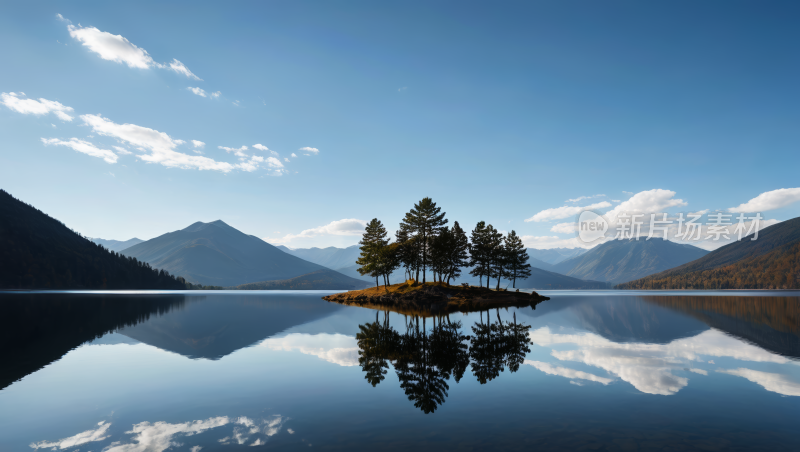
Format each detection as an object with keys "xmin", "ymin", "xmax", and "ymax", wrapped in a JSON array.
[
  {"xmin": 121, "ymin": 220, "xmax": 367, "ymax": 288},
  {"xmin": 0, "ymin": 190, "xmax": 185, "ymax": 290},
  {"xmin": 89, "ymin": 237, "xmax": 143, "ymax": 252},
  {"xmin": 527, "ymin": 247, "xmax": 588, "ymax": 265},
  {"xmin": 551, "ymin": 239, "xmax": 709, "ymax": 285},
  {"xmin": 278, "ymin": 245, "xmax": 361, "ymax": 270},
  {"xmin": 620, "ymin": 217, "xmax": 800, "ymax": 289}
]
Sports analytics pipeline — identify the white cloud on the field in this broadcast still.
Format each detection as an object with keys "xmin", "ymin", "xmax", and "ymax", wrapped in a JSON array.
[
  {"xmin": 42, "ymin": 137, "xmax": 118, "ymax": 164},
  {"xmin": 602, "ymin": 189, "xmax": 687, "ymax": 224},
  {"xmin": 105, "ymin": 416, "xmax": 230, "ymax": 452},
  {"xmin": 30, "ymin": 421, "xmax": 111, "ymax": 450},
  {"xmin": 520, "ymin": 235, "xmax": 591, "ymax": 250},
  {"xmin": 56, "ymin": 13, "xmax": 70, "ymax": 23},
  {"xmin": 689, "ymin": 368, "xmax": 708, "ymax": 376},
  {"xmin": 82, "ymin": 114, "xmax": 236, "ymax": 172},
  {"xmin": 190, "ymin": 447, "xmax": 202, "ymax": 452},
  {"xmin": 525, "ymin": 360, "xmax": 613, "ymax": 385},
  {"xmin": 187, "ymin": 87, "xmax": 207, "ymax": 97},
  {"xmin": 68, "ymin": 24, "xmax": 155, "ymax": 69},
  {"xmin": 253, "ymin": 144, "xmax": 279, "ymax": 156},
  {"xmin": 299, "ymin": 146, "xmax": 319, "ymax": 155},
  {"xmin": 530, "ymin": 326, "xmax": 788, "ymax": 396},
  {"xmin": 1, "ymin": 92, "xmax": 74, "ymax": 121},
  {"xmin": 269, "ymin": 219, "xmax": 368, "ymax": 244},
  {"xmin": 717, "ymin": 368, "xmax": 800, "ymax": 397},
  {"xmin": 261, "ymin": 333, "xmax": 359, "ymax": 366},
  {"xmin": 219, "ymin": 145, "xmax": 249, "ymax": 158},
  {"xmin": 729, "ymin": 188, "xmax": 800, "ymax": 213},
  {"xmin": 64, "ymin": 20, "xmax": 200, "ymax": 79},
  {"xmin": 611, "ymin": 199, "xmax": 621, "ymax": 203},
  {"xmin": 291, "ymin": 153, "xmax": 297, "ymax": 158},
  {"xmin": 550, "ymin": 222, "xmax": 578, "ymax": 234},
  {"xmin": 219, "ymin": 146, "xmax": 285, "ymax": 174},
  {"xmin": 566, "ymin": 194, "xmax": 605, "ymax": 203},
  {"xmin": 113, "ymin": 145, "xmax": 132, "ymax": 155},
  {"xmin": 168, "ymin": 59, "xmax": 202, "ymax": 80},
  {"xmin": 525, "ymin": 201, "xmax": 612, "ymax": 222},
  {"xmin": 211, "ymin": 91, "xmax": 221, "ymax": 98},
  {"xmin": 191, "ymin": 140, "xmax": 205, "ymax": 148},
  {"xmin": 284, "ymin": 157, "xmax": 289, "ymax": 162}
]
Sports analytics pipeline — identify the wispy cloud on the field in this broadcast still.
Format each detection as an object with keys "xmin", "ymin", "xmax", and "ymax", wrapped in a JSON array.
[
  {"xmin": 566, "ymin": 194, "xmax": 606, "ymax": 203},
  {"xmin": 267, "ymin": 218, "xmax": 367, "ymax": 243},
  {"xmin": 168, "ymin": 59, "xmax": 201, "ymax": 80},
  {"xmin": 188, "ymin": 87, "xmax": 208, "ymax": 97},
  {"xmin": 63, "ymin": 17, "xmax": 201, "ymax": 79},
  {"xmin": 525, "ymin": 201, "xmax": 612, "ymax": 222},
  {"xmin": 1, "ymin": 92, "xmax": 74, "ymax": 121},
  {"xmin": 30, "ymin": 421, "xmax": 111, "ymax": 449},
  {"xmin": 299, "ymin": 146, "xmax": 319, "ymax": 155},
  {"xmin": 253, "ymin": 144, "xmax": 279, "ymax": 156},
  {"xmin": 42, "ymin": 137, "xmax": 118, "ymax": 163},
  {"xmin": 82, "ymin": 114, "xmax": 236, "ymax": 171}
]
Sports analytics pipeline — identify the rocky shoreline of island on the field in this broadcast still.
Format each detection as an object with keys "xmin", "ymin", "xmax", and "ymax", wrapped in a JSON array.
[{"xmin": 322, "ymin": 282, "xmax": 549, "ymax": 316}]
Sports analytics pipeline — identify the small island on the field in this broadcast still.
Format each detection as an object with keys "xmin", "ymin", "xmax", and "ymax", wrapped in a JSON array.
[{"xmin": 323, "ymin": 281, "xmax": 549, "ymax": 316}]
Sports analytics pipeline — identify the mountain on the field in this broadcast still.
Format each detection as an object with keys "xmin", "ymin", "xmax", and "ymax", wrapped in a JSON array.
[
  {"xmin": 89, "ymin": 237, "xmax": 144, "ymax": 252},
  {"xmin": 121, "ymin": 220, "xmax": 351, "ymax": 287},
  {"xmin": 619, "ymin": 217, "xmax": 800, "ymax": 289},
  {"xmin": 552, "ymin": 239, "xmax": 709, "ymax": 285},
  {"xmin": 0, "ymin": 189, "xmax": 186, "ymax": 290},
  {"xmin": 527, "ymin": 256, "xmax": 557, "ymax": 272},
  {"xmin": 528, "ymin": 247, "xmax": 589, "ymax": 265},
  {"xmin": 278, "ymin": 245, "xmax": 361, "ymax": 270},
  {"xmin": 231, "ymin": 269, "xmax": 370, "ymax": 290}
]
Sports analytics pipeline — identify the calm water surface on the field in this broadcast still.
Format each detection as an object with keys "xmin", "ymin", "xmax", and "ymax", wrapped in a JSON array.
[{"xmin": 0, "ymin": 291, "xmax": 798, "ymax": 451}]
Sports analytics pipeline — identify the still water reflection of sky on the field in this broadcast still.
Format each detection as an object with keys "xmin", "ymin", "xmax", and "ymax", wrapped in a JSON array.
[{"xmin": 0, "ymin": 291, "xmax": 798, "ymax": 451}]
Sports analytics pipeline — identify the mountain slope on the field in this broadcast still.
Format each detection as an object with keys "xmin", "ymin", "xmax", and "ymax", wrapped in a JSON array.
[
  {"xmin": 552, "ymin": 239, "xmax": 709, "ymax": 284},
  {"xmin": 121, "ymin": 220, "xmax": 332, "ymax": 287},
  {"xmin": 230, "ymin": 269, "xmax": 370, "ymax": 290},
  {"xmin": 90, "ymin": 237, "xmax": 144, "ymax": 252},
  {"xmin": 620, "ymin": 218, "xmax": 800, "ymax": 289},
  {"xmin": 0, "ymin": 190, "xmax": 185, "ymax": 290},
  {"xmin": 528, "ymin": 247, "xmax": 589, "ymax": 265},
  {"xmin": 279, "ymin": 245, "xmax": 361, "ymax": 270}
]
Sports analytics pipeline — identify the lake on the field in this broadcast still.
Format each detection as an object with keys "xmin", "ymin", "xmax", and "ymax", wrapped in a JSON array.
[{"xmin": 1, "ymin": 291, "xmax": 798, "ymax": 451}]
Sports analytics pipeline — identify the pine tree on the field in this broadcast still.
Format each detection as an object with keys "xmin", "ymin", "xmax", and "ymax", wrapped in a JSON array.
[
  {"xmin": 469, "ymin": 221, "xmax": 489, "ymax": 286},
  {"xmin": 399, "ymin": 198, "xmax": 448, "ymax": 283},
  {"xmin": 484, "ymin": 225, "xmax": 504, "ymax": 289},
  {"xmin": 396, "ymin": 229, "xmax": 420, "ymax": 281},
  {"xmin": 357, "ymin": 218, "xmax": 389, "ymax": 288},
  {"xmin": 504, "ymin": 230, "xmax": 531, "ymax": 288}
]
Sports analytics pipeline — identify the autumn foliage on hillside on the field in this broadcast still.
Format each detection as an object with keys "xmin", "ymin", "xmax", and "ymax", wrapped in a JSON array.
[{"xmin": 619, "ymin": 241, "xmax": 800, "ymax": 290}]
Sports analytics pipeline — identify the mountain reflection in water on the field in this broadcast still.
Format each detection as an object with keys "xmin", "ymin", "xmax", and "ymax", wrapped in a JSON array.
[{"xmin": 1, "ymin": 291, "xmax": 798, "ymax": 451}]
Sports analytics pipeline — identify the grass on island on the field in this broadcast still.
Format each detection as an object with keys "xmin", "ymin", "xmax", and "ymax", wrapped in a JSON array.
[{"xmin": 348, "ymin": 280, "xmax": 523, "ymax": 295}]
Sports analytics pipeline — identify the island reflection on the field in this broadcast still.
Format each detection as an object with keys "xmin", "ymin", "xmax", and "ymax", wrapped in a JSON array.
[{"xmin": 356, "ymin": 309, "xmax": 531, "ymax": 413}]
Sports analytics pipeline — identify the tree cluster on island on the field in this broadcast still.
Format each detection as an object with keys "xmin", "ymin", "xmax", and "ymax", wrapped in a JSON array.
[{"xmin": 356, "ymin": 198, "xmax": 532, "ymax": 290}]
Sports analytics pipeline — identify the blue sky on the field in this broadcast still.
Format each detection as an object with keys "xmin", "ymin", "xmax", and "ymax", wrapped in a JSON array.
[{"xmin": 1, "ymin": 1, "xmax": 799, "ymax": 249}]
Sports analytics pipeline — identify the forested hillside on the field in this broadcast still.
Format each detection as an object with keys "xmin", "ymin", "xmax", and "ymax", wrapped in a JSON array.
[
  {"xmin": 620, "ymin": 242, "xmax": 800, "ymax": 289},
  {"xmin": 0, "ymin": 190, "xmax": 187, "ymax": 290},
  {"xmin": 619, "ymin": 217, "xmax": 800, "ymax": 290}
]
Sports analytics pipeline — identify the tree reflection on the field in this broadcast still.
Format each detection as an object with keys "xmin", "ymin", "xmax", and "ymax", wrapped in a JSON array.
[{"xmin": 355, "ymin": 309, "xmax": 531, "ymax": 413}]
